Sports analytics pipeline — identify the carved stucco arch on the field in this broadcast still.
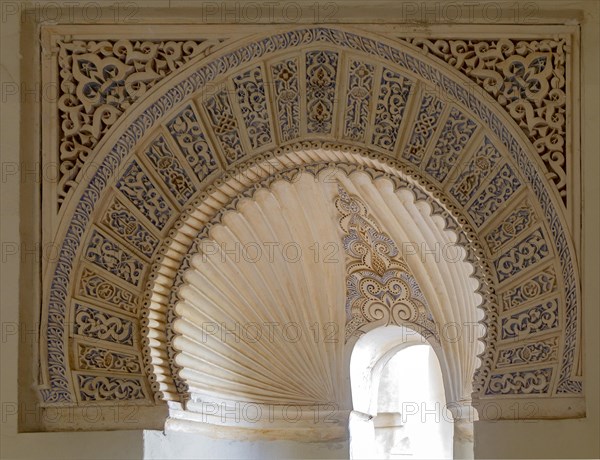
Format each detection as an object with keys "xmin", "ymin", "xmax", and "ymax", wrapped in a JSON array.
[
  {"xmin": 153, "ymin": 155, "xmax": 484, "ymax": 404},
  {"xmin": 160, "ymin": 162, "xmax": 483, "ymax": 439},
  {"xmin": 38, "ymin": 26, "xmax": 582, "ymax": 428}
]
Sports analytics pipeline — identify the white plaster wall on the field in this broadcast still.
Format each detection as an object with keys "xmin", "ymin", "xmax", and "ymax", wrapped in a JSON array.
[{"xmin": 143, "ymin": 430, "xmax": 348, "ymax": 459}]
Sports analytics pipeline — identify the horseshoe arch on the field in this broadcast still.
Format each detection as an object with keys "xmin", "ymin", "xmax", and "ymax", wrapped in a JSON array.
[{"xmin": 36, "ymin": 25, "xmax": 582, "ymax": 432}]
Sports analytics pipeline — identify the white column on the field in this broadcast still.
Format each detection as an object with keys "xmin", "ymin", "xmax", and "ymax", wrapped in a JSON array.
[
  {"xmin": 448, "ymin": 401, "xmax": 477, "ymax": 459},
  {"xmin": 348, "ymin": 410, "xmax": 376, "ymax": 459}
]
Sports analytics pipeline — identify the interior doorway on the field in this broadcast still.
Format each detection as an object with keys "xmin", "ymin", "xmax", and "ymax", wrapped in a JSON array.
[
  {"xmin": 373, "ymin": 344, "xmax": 452, "ymax": 459},
  {"xmin": 349, "ymin": 326, "xmax": 455, "ymax": 459}
]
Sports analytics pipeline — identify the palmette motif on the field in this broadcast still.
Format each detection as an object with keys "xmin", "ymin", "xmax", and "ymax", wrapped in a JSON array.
[{"xmin": 336, "ymin": 185, "xmax": 437, "ymax": 340}]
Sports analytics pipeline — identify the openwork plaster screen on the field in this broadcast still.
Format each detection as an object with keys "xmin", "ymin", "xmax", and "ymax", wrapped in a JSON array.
[{"xmin": 31, "ymin": 23, "xmax": 582, "ymax": 434}]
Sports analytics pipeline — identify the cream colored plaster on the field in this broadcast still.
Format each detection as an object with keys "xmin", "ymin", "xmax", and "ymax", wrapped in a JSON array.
[
  {"xmin": 475, "ymin": 1, "xmax": 600, "ymax": 459},
  {"xmin": 2, "ymin": 1, "xmax": 598, "ymax": 459},
  {"xmin": 1, "ymin": 5, "xmax": 144, "ymax": 460}
]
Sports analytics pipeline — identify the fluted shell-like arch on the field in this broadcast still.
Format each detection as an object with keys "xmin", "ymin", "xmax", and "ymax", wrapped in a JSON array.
[
  {"xmin": 38, "ymin": 26, "xmax": 582, "ymax": 427},
  {"xmin": 168, "ymin": 169, "xmax": 481, "ymax": 411}
]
